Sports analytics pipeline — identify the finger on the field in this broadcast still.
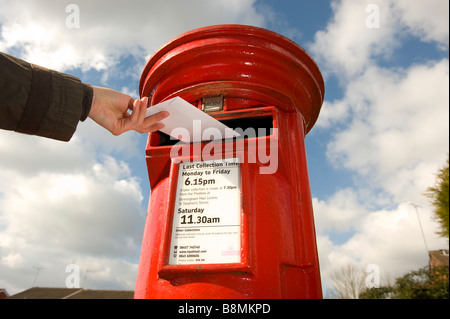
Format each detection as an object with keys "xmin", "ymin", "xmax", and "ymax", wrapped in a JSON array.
[
  {"xmin": 127, "ymin": 96, "xmax": 135, "ymax": 111},
  {"xmin": 128, "ymin": 96, "xmax": 142, "ymax": 113},
  {"xmin": 135, "ymin": 111, "xmax": 168, "ymax": 134},
  {"xmin": 148, "ymin": 122, "xmax": 165, "ymax": 133},
  {"xmin": 118, "ymin": 100, "xmax": 139, "ymax": 134},
  {"xmin": 124, "ymin": 98, "xmax": 152, "ymax": 132},
  {"xmin": 137, "ymin": 97, "xmax": 149, "ymax": 122},
  {"xmin": 144, "ymin": 111, "xmax": 169, "ymax": 125},
  {"xmin": 142, "ymin": 96, "xmax": 149, "ymax": 108},
  {"xmin": 129, "ymin": 98, "xmax": 143, "ymax": 123}
]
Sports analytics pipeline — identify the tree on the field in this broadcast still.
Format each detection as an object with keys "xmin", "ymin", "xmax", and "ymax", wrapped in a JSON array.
[
  {"xmin": 359, "ymin": 286, "xmax": 395, "ymax": 299},
  {"xmin": 426, "ymin": 156, "xmax": 449, "ymax": 238},
  {"xmin": 395, "ymin": 266, "xmax": 449, "ymax": 299},
  {"xmin": 329, "ymin": 264, "xmax": 366, "ymax": 299},
  {"xmin": 360, "ymin": 266, "xmax": 449, "ymax": 299}
]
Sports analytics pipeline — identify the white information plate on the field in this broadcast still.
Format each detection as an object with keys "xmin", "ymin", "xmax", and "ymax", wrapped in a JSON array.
[
  {"xmin": 145, "ymin": 97, "xmax": 240, "ymax": 143},
  {"xmin": 169, "ymin": 158, "xmax": 241, "ymax": 265}
]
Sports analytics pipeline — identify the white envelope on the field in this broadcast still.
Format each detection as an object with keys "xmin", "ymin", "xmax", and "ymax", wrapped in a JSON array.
[{"xmin": 145, "ymin": 97, "xmax": 240, "ymax": 143}]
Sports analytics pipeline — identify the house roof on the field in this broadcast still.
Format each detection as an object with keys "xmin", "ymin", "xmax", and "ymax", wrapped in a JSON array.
[
  {"xmin": 0, "ymin": 288, "xmax": 10, "ymax": 299},
  {"xmin": 429, "ymin": 249, "xmax": 449, "ymax": 267},
  {"xmin": 7, "ymin": 287, "xmax": 134, "ymax": 299}
]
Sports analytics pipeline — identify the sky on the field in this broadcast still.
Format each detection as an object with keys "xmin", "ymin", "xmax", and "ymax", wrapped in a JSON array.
[{"xmin": 0, "ymin": 0, "xmax": 448, "ymax": 297}]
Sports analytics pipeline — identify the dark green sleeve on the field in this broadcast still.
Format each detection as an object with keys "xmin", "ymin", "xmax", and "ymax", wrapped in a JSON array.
[{"xmin": 0, "ymin": 52, "xmax": 89, "ymax": 142}]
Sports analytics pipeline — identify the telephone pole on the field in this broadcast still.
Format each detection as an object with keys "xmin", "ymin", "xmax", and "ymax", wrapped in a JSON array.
[
  {"xmin": 409, "ymin": 203, "xmax": 429, "ymax": 257},
  {"xmin": 32, "ymin": 266, "xmax": 43, "ymax": 287}
]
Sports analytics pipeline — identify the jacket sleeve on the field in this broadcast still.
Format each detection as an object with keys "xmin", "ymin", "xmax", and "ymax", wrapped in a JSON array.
[{"xmin": 0, "ymin": 52, "xmax": 92, "ymax": 142}]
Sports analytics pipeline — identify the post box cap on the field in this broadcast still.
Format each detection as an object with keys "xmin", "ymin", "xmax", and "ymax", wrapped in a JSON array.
[{"xmin": 140, "ymin": 24, "xmax": 325, "ymax": 133}]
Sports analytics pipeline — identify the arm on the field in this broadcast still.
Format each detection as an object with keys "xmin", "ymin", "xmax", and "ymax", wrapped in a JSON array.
[
  {"xmin": 0, "ymin": 52, "xmax": 82, "ymax": 141},
  {"xmin": 0, "ymin": 52, "xmax": 168, "ymax": 141}
]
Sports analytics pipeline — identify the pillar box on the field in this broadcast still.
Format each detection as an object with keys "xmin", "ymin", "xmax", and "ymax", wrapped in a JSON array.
[{"xmin": 135, "ymin": 25, "xmax": 325, "ymax": 299}]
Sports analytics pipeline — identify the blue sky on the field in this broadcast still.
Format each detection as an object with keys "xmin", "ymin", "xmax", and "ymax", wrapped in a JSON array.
[{"xmin": 0, "ymin": 0, "xmax": 448, "ymax": 297}]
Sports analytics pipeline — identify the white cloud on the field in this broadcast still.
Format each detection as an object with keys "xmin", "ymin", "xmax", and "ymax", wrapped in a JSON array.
[
  {"xmin": 322, "ymin": 60, "xmax": 449, "ymax": 204},
  {"xmin": 309, "ymin": 0, "xmax": 449, "ymax": 295},
  {"xmin": 309, "ymin": 0, "xmax": 398, "ymax": 78},
  {"xmin": 316, "ymin": 202, "xmax": 447, "ymax": 293},
  {"xmin": 0, "ymin": 119, "xmax": 141, "ymax": 178},
  {"xmin": 313, "ymin": 188, "xmax": 368, "ymax": 234},
  {"xmin": 0, "ymin": 149, "xmax": 145, "ymax": 293},
  {"xmin": 0, "ymin": 0, "xmax": 266, "ymax": 74},
  {"xmin": 309, "ymin": 0, "xmax": 449, "ymax": 79},
  {"xmin": 394, "ymin": 0, "xmax": 449, "ymax": 48}
]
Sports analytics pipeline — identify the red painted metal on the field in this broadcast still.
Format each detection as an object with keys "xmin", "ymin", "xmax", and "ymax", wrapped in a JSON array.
[{"xmin": 135, "ymin": 25, "xmax": 325, "ymax": 299}]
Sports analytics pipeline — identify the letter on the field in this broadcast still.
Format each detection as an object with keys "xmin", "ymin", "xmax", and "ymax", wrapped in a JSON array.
[
  {"xmin": 263, "ymin": 304, "xmax": 270, "ymax": 313},
  {"xmin": 178, "ymin": 305, "xmax": 185, "ymax": 314},
  {"xmin": 224, "ymin": 129, "xmax": 235, "ymax": 156},
  {"xmin": 194, "ymin": 306, "xmax": 206, "ymax": 315},
  {"xmin": 234, "ymin": 127, "xmax": 257, "ymax": 164},
  {"xmin": 366, "ymin": 4, "xmax": 380, "ymax": 29},
  {"xmin": 65, "ymin": 264, "xmax": 80, "ymax": 288},
  {"xmin": 205, "ymin": 305, "xmax": 212, "ymax": 317},
  {"xmin": 258, "ymin": 128, "xmax": 278, "ymax": 174},
  {"xmin": 192, "ymin": 119, "xmax": 202, "ymax": 143},
  {"xmin": 65, "ymin": 4, "xmax": 80, "ymax": 29},
  {"xmin": 192, "ymin": 120, "xmax": 202, "ymax": 158},
  {"xmin": 202, "ymin": 127, "xmax": 223, "ymax": 161},
  {"xmin": 170, "ymin": 127, "xmax": 190, "ymax": 160},
  {"xmin": 223, "ymin": 304, "xmax": 229, "ymax": 313},
  {"xmin": 365, "ymin": 264, "xmax": 380, "ymax": 288},
  {"xmin": 249, "ymin": 304, "xmax": 256, "ymax": 312}
]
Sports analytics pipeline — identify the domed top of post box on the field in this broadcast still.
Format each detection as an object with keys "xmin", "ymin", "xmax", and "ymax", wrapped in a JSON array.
[{"xmin": 140, "ymin": 24, "xmax": 324, "ymax": 133}]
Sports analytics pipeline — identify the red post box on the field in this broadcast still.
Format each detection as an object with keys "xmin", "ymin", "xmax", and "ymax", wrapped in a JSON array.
[{"xmin": 135, "ymin": 25, "xmax": 325, "ymax": 299}]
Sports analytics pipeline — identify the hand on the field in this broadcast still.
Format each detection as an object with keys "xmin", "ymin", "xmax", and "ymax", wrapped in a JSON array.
[{"xmin": 88, "ymin": 86, "xmax": 169, "ymax": 136}]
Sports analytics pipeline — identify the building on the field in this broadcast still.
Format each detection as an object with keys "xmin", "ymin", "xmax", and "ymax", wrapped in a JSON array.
[
  {"xmin": 0, "ymin": 288, "xmax": 10, "ymax": 299},
  {"xmin": 429, "ymin": 249, "xmax": 449, "ymax": 284},
  {"xmin": 6, "ymin": 287, "xmax": 134, "ymax": 299},
  {"xmin": 429, "ymin": 249, "xmax": 449, "ymax": 269}
]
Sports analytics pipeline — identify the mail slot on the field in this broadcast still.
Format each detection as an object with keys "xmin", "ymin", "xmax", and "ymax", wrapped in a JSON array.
[
  {"xmin": 151, "ymin": 112, "xmax": 274, "ymax": 147},
  {"xmin": 135, "ymin": 25, "xmax": 325, "ymax": 299}
]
